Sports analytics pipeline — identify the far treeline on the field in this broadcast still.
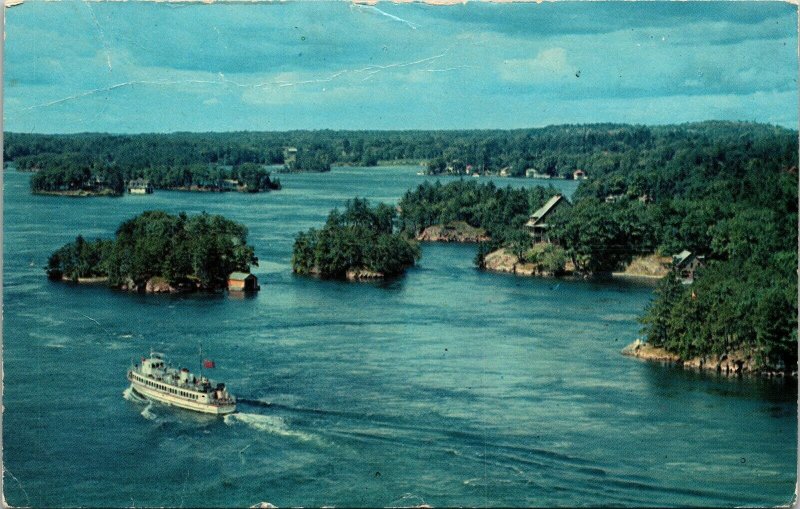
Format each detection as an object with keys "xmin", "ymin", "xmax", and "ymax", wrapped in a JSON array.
[
  {"xmin": 397, "ymin": 121, "xmax": 798, "ymax": 373},
  {"xmin": 8, "ymin": 121, "xmax": 795, "ymax": 182}
]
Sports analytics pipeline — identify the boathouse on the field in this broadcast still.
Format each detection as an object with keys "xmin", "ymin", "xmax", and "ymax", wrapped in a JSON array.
[
  {"xmin": 228, "ymin": 272, "xmax": 259, "ymax": 292},
  {"xmin": 573, "ymin": 169, "xmax": 587, "ymax": 180},
  {"xmin": 127, "ymin": 178, "xmax": 153, "ymax": 194},
  {"xmin": 525, "ymin": 194, "xmax": 570, "ymax": 243}
]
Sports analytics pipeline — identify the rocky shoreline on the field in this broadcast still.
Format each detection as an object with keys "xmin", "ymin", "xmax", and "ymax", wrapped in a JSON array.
[
  {"xmin": 483, "ymin": 249, "xmax": 670, "ymax": 280},
  {"xmin": 622, "ymin": 339, "xmax": 797, "ymax": 378},
  {"xmin": 482, "ymin": 248, "xmax": 575, "ymax": 277},
  {"xmin": 302, "ymin": 266, "xmax": 386, "ymax": 281},
  {"xmin": 61, "ymin": 275, "xmax": 217, "ymax": 294}
]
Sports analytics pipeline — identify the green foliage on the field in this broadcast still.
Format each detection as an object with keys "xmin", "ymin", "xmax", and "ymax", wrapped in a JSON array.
[
  {"xmin": 233, "ymin": 163, "xmax": 281, "ymax": 192},
  {"xmin": 292, "ymin": 198, "xmax": 420, "ymax": 278},
  {"xmin": 640, "ymin": 258, "xmax": 798, "ymax": 371},
  {"xmin": 285, "ymin": 148, "xmax": 332, "ymax": 172},
  {"xmin": 549, "ymin": 198, "xmax": 658, "ymax": 273},
  {"xmin": 47, "ymin": 235, "xmax": 113, "ymax": 280},
  {"xmin": 47, "ymin": 211, "xmax": 257, "ymax": 290},
  {"xmin": 607, "ymin": 124, "xmax": 800, "ymax": 371},
  {"xmin": 525, "ymin": 243, "xmax": 568, "ymax": 274}
]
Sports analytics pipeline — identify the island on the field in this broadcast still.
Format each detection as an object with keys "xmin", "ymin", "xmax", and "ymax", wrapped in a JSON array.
[
  {"xmin": 27, "ymin": 160, "xmax": 280, "ymax": 196},
  {"xmin": 292, "ymin": 198, "xmax": 420, "ymax": 280},
  {"xmin": 46, "ymin": 211, "xmax": 258, "ymax": 293}
]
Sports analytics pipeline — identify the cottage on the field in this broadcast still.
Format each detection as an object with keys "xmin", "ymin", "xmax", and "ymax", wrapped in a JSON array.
[
  {"xmin": 283, "ymin": 147, "xmax": 298, "ymax": 166},
  {"xmin": 672, "ymin": 250, "xmax": 704, "ymax": 283},
  {"xmin": 228, "ymin": 272, "xmax": 259, "ymax": 292},
  {"xmin": 221, "ymin": 179, "xmax": 240, "ymax": 191},
  {"xmin": 525, "ymin": 194, "xmax": 570, "ymax": 243},
  {"xmin": 526, "ymin": 169, "xmax": 551, "ymax": 179},
  {"xmin": 127, "ymin": 178, "xmax": 153, "ymax": 194}
]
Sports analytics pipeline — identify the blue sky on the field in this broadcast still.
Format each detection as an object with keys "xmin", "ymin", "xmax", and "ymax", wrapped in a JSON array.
[{"xmin": 4, "ymin": 1, "xmax": 798, "ymax": 133}]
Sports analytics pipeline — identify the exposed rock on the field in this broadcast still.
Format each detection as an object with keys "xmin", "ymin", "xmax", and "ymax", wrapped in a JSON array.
[
  {"xmin": 621, "ymin": 339, "xmax": 681, "ymax": 363},
  {"xmin": 145, "ymin": 276, "xmax": 176, "ymax": 294},
  {"xmin": 622, "ymin": 339, "xmax": 793, "ymax": 377},
  {"xmin": 613, "ymin": 253, "xmax": 671, "ymax": 279},
  {"xmin": 514, "ymin": 262, "xmax": 536, "ymax": 276},
  {"xmin": 120, "ymin": 278, "xmax": 141, "ymax": 292},
  {"xmin": 416, "ymin": 221, "xmax": 490, "ymax": 243},
  {"xmin": 483, "ymin": 248, "xmax": 518, "ymax": 273},
  {"xmin": 482, "ymin": 248, "xmax": 563, "ymax": 277},
  {"xmin": 346, "ymin": 268, "xmax": 385, "ymax": 281}
]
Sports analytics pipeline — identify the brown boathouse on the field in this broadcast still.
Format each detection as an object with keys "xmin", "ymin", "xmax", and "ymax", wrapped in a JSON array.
[{"xmin": 228, "ymin": 272, "xmax": 259, "ymax": 292}]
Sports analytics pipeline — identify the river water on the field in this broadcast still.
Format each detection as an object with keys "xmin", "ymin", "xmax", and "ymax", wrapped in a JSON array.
[{"xmin": 3, "ymin": 167, "xmax": 796, "ymax": 507}]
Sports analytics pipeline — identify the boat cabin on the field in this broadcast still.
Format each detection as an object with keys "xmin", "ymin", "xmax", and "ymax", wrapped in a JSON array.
[{"xmin": 139, "ymin": 354, "xmax": 166, "ymax": 376}]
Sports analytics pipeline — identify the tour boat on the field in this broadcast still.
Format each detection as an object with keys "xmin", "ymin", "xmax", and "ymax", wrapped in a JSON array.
[{"xmin": 127, "ymin": 352, "xmax": 236, "ymax": 415}]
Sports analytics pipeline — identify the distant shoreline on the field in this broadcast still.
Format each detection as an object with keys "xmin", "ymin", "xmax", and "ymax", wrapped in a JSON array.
[{"xmin": 33, "ymin": 189, "xmax": 120, "ymax": 197}]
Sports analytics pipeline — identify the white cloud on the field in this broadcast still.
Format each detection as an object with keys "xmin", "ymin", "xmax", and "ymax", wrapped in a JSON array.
[{"xmin": 499, "ymin": 48, "xmax": 574, "ymax": 83}]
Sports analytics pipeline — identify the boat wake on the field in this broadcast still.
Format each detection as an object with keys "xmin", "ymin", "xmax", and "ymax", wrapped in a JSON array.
[
  {"xmin": 140, "ymin": 402, "xmax": 158, "ymax": 421},
  {"xmin": 122, "ymin": 386, "xmax": 148, "ymax": 404},
  {"xmin": 123, "ymin": 387, "xmax": 159, "ymax": 420},
  {"xmin": 224, "ymin": 412, "xmax": 321, "ymax": 444}
]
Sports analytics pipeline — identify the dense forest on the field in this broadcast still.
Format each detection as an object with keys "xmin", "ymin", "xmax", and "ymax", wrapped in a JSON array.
[
  {"xmin": 292, "ymin": 198, "xmax": 420, "ymax": 279},
  {"xmin": 47, "ymin": 211, "xmax": 257, "ymax": 291}
]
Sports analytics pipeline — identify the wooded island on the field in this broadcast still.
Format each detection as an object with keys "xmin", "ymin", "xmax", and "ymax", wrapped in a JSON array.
[
  {"xmin": 47, "ymin": 211, "xmax": 258, "ymax": 292},
  {"xmin": 292, "ymin": 198, "xmax": 420, "ymax": 280}
]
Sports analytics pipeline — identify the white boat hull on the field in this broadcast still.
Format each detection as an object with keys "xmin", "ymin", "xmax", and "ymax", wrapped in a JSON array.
[{"xmin": 130, "ymin": 381, "xmax": 236, "ymax": 415}]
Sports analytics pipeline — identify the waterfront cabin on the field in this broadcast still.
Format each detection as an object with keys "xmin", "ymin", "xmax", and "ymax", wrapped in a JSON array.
[
  {"xmin": 526, "ymin": 169, "xmax": 551, "ymax": 179},
  {"xmin": 221, "ymin": 179, "xmax": 240, "ymax": 192},
  {"xmin": 283, "ymin": 147, "xmax": 298, "ymax": 166},
  {"xmin": 128, "ymin": 178, "xmax": 154, "ymax": 194},
  {"xmin": 573, "ymin": 169, "xmax": 587, "ymax": 180},
  {"xmin": 525, "ymin": 194, "xmax": 570, "ymax": 243},
  {"xmin": 228, "ymin": 272, "xmax": 259, "ymax": 292},
  {"xmin": 673, "ymin": 250, "xmax": 704, "ymax": 283}
]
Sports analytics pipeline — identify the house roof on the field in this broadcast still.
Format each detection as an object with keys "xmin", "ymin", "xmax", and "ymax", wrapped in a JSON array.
[
  {"xmin": 229, "ymin": 272, "xmax": 255, "ymax": 281},
  {"xmin": 526, "ymin": 195, "xmax": 566, "ymax": 228},
  {"xmin": 672, "ymin": 250, "xmax": 693, "ymax": 267}
]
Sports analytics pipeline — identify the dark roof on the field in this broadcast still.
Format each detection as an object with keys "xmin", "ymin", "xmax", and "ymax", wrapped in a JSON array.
[{"xmin": 526, "ymin": 195, "xmax": 567, "ymax": 228}]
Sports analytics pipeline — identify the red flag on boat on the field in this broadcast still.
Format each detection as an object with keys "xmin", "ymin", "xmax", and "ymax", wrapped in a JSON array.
[{"xmin": 203, "ymin": 359, "xmax": 216, "ymax": 368}]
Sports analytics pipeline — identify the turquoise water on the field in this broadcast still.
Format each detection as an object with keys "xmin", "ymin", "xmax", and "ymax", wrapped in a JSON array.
[{"xmin": 3, "ymin": 167, "xmax": 796, "ymax": 507}]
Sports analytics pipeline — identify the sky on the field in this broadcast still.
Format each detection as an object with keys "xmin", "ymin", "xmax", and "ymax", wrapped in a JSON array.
[{"xmin": 3, "ymin": 0, "xmax": 798, "ymax": 133}]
